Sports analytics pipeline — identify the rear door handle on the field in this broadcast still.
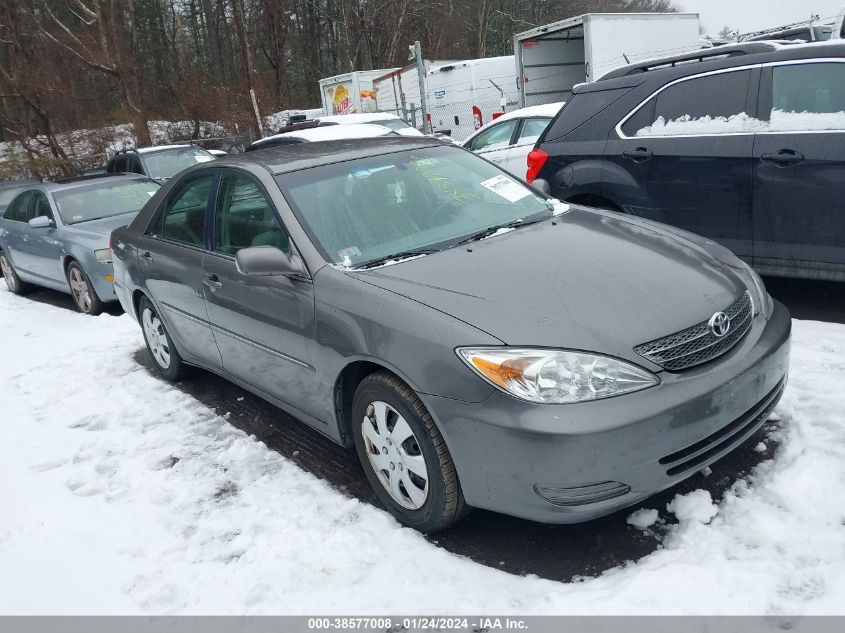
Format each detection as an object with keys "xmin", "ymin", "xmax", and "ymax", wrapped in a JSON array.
[
  {"xmin": 761, "ymin": 149, "xmax": 804, "ymax": 166},
  {"xmin": 140, "ymin": 251, "xmax": 153, "ymax": 264},
  {"xmin": 622, "ymin": 147, "xmax": 653, "ymax": 163},
  {"xmin": 202, "ymin": 273, "xmax": 222, "ymax": 292}
]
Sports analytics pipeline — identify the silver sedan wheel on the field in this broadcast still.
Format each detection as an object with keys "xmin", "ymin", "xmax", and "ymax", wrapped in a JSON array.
[
  {"xmin": 0, "ymin": 256, "xmax": 16, "ymax": 292},
  {"xmin": 362, "ymin": 400, "xmax": 429, "ymax": 510},
  {"xmin": 68, "ymin": 266, "xmax": 92, "ymax": 312},
  {"xmin": 142, "ymin": 307, "xmax": 171, "ymax": 369}
]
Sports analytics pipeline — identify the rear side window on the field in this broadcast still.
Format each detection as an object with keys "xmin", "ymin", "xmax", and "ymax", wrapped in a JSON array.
[
  {"xmin": 544, "ymin": 86, "xmax": 632, "ymax": 141},
  {"xmin": 214, "ymin": 173, "xmax": 289, "ymax": 256},
  {"xmin": 769, "ymin": 62, "xmax": 845, "ymax": 131},
  {"xmin": 517, "ymin": 118, "xmax": 552, "ymax": 143},
  {"xmin": 151, "ymin": 174, "xmax": 213, "ymax": 246},
  {"xmin": 3, "ymin": 191, "xmax": 32, "ymax": 222},
  {"xmin": 622, "ymin": 70, "xmax": 751, "ymax": 136}
]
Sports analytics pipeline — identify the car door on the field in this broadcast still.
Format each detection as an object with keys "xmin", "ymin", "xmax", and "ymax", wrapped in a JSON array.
[
  {"xmin": 0, "ymin": 190, "xmax": 33, "ymax": 272},
  {"xmin": 504, "ymin": 116, "xmax": 553, "ymax": 179},
  {"xmin": 752, "ymin": 60, "xmax": 845, "ymax": 277},
  {"xmin": 202, "ymin": 169, "xmax": 317, "ymax": 407},
  {"xmin": 607, "ymin": 68, "xmax": 759, "ymax": 259},
  {"xmin": 21, "ymin": 191, "xmax": 64, "ymax": 282},
  {"xmin": 138, "ymin": 171, "xmax": 222, "ymax": 369},
  {"xmin": 464, "ymin": 119, "xmax": 519, "ymax": 169}
]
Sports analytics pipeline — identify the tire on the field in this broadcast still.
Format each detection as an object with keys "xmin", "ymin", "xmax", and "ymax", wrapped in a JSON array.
[
  {"xmin": 138, "ymin": 295, "xmax": 188, "ymax": 381},
  {"xmin": 352, "ymin": 371, "xmax": 469, "ymax": 532},
  {"xmin": 66, "ymin": 261, "xmax": 104, "ymax": 315},
  {"xmin": 0, "ymin": 252, "xmax": 30, "ymax": 295}
]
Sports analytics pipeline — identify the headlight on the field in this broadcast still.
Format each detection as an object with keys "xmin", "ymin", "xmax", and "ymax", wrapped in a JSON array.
[
  {"xmin": 94, "ymin": 248, "xmax": 111, "ymax": 263},
  {"xmin": 739, "ymin": 260, "xmax": 772, "ymax": 319},
  {"xmin": 456, "ymin": 347, "xmax": 659, "ymax": 404}
]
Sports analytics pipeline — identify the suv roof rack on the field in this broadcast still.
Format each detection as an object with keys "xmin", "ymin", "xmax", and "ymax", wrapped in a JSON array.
[
  {"xmin": 600, "ymin": 42, "xmax": 784, "ymax": 80},
  {"xmin": 272, "ymin": 120, "xmax": 339, "ymax": 135}
]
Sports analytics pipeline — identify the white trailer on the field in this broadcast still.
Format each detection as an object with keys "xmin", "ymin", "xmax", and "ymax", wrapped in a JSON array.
[
  {"xmin": 514, "ymin": 13, "xmax": 700, "ymax": 106},
  {"xmin": 372, "ymin": 61, "xmax": 454, "ymax": 129},
  {"xmin": 426, "ymin": 56, "xmax": 519, "ymax": 142},
  {"xmin": 319, "ymin": 69, "xmax": 398, "ymax": 116}
]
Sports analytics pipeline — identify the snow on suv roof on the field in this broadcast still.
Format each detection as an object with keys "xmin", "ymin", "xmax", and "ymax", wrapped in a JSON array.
[{"xmin": 135, "ymin": 144, "xmax": 208, "ymax": 154}]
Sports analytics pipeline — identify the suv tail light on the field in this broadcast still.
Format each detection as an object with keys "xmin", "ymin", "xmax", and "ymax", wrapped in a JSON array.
[{"xmin": 526, "ymin": 148, "xmax": 549, "ymax": 184}]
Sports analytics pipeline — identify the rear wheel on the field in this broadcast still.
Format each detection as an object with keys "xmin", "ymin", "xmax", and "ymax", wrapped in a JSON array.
[
  {"xmin": 352, "ymin": 371, "xmax": 469, "ymax": 532},
  {"xmin": 139, "ymin": 296, "xmax": 187, "ymax": 381},
  {"xmin": 67, "ymin": 261, "xmax": 104, "ymax": 315},
  {"xmin": 0, "ymin": 253, "xmax": 29, "ymax": 295}
]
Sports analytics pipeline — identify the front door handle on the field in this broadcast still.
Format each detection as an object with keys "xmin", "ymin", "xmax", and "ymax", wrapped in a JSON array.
[
  {"xmin": 622, "ymin": 147, "xmax": 653, "ymax": 163},
  {"xmin": 140, "ymin": 251, "xmax": 153, "ymax": 264},
  {"xmin": 203, "ymin": 273, "xmax": 222, "ymax": 292},
  {"xmin": 761, "ymin": 149, "xmax": 804, "ymax": 166}
]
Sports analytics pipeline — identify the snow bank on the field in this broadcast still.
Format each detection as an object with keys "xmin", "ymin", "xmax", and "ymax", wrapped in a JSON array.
[
  {"xmin": 1, "ymin": 287, "xmax": 844, "ymax": 615},
  {"xmin": 635, "ymin": 109, "xmax": 845, "ymax": 136}
]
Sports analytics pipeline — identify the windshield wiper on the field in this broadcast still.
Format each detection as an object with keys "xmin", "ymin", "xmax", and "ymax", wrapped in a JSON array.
[
  {"xmin": 454, "ymin": 215, "xmax": 548, "ymax": 246},
  {"xmin": 353, "ymin": 248, "xmax": 439, "ymax": 270}
]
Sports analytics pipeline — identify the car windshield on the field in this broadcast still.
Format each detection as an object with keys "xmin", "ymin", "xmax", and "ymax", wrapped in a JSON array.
[
  {"xmin": 142, "ymin": 147, "xmax": 215, "ymax": 180},
  {"xmin": 53, "ymin": 179, "xmax": 160, "ymax": 225},
  {"xmin": 277, "ymin": 145, "xmax": 552, "ymax": 268}
]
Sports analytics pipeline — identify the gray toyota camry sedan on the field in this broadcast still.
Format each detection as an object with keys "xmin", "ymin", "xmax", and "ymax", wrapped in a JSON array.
[{"xmin": 110, "ymin": 137, "xmax": 790, "ymax": 532}]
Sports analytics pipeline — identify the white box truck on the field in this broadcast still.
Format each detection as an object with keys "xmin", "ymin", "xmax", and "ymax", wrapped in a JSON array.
[
  {"xmin": 373, "ymin": 61, "xmax": 454, "ymax": 129},
  {"xmin": 514, "ymin": 13, "xmax": 701, "ymax": 106},
  {"xmin": 426, "ymin": 56, "xmax": 519, "ymax": 142},
  {"xmin": 319, "ymin": 69, "xmax": 398, "ymax": 115}
]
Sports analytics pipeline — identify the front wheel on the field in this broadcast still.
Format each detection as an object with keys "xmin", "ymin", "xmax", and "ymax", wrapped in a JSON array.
[
  {"xmin": 0, "ymin": 253, "xmax": 30, "ymax": 295},
  {"xmin": 67, "ymin": 261, "xmax": 104, "ymax": 315},
  {"xmin": 352, "ymin": 371, "xmax": 469, "ymax": 532},
  {"xmin": 139, "ymin": 296, "xmax": 188, "ymax": 381}
]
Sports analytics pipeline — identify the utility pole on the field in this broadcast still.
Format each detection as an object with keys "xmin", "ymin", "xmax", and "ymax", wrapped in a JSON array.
[{"xmin": 413, "ymin": 41, "xmax": 429, "ymax": 133}]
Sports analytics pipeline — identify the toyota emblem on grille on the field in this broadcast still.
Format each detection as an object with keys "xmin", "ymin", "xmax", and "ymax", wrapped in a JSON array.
[{"xmin": 708, "ymin": 311, "xmax": 731, "ymax": 338}]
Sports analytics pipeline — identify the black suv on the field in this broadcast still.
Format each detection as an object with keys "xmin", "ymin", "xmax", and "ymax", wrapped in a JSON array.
[
  {"xmin": 106, "ymin": 145, "xmax": 215, "ymax": 182},
  {"xmin": 528, "ymin": 42, "xmax": 845, "ymax": 282}
]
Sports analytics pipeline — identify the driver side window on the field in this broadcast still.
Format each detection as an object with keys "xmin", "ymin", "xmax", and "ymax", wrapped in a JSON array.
[
  {"xmin": 150, "ymin": 174, "xmax": 213, "ymax": 246},
  {"xmin": 31, "ymin": 192, "xmax": 55, "ymax": 224},
  {"xmin": 214, "ymin": 173, "xmax": 290, "ymax": 256},
  {"xmin": 3, "ymin": 191, "xmax": 32, "ymax": 222}
]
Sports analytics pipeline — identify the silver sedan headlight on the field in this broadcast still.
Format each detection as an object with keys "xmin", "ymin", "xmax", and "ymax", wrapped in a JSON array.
[
  {"xmin": 456, "ymin": 347, "xmax": 659, "ymax": 404},
  {"xmin": 94, "ymin": 248, "xmax": 112, "ymax": 263},
  {"xmin": 739, "ymin": 260, "xmax": 772, "ymax": 319}
]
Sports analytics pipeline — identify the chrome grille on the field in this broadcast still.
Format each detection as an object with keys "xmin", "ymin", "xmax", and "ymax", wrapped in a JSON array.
[{"xmin": 634, "ymin": 292, "xmax": 753, "ymax": 371}]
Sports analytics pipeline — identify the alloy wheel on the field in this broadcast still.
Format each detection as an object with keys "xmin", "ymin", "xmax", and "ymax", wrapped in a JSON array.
[
  {"xmin": 68, "ymin": 267, "xmax": 92, "ymax": 312},
  {"xmin": 362, "ymin": 400, "xmax": 429, "ymax": 509},
  {"xmin": 142, "ymin": 307, "xmax": 171, "ymax": 369},
  {"xmin": 0, "ymin": 256, "xmax": 16, "ymax": 292}
]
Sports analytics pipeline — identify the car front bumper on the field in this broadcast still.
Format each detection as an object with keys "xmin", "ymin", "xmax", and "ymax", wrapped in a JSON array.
[{"xmin": 421, "ymin": 299, "xmax": 791, "ymax": 524}]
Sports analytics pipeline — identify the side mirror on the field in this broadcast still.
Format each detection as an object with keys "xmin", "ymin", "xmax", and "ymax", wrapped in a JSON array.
[
  {"xmin": 28, "ymin": 215, "xmax": 53, "ymax": 229},
  {"xmin": 530, "ymin": 178, "xmax": 551, "ymax": 195},
  {"xmin": 235, "ymin": 245, "xmax": 306, "ymax": 277}
]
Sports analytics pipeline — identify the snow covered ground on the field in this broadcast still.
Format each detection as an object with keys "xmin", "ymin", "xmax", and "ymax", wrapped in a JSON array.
[{"xmin": 1, "ymin": 286, "xmax": 844, "ymax": 615}]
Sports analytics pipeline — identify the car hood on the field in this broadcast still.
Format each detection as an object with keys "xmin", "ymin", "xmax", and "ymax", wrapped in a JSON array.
[
  {"xmin": 347, "ymin": 207, "xmax": 749, "ymax": 367},
  {"xmin": 62, "ymin": 211, "xmax": 139, "ymax": 239}
]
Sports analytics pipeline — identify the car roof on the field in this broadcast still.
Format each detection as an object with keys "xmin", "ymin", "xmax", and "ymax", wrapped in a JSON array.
[
  {"xmin": 318, "ymin": 113, "xmax": 403, "ymax": 124},
  {"xmin": 252, "ymin": 123, "xmax": 395, "ymax": 146},
  {"xmin": 218, "ymin": 136, "xmax": 446, "ymax": 175},
  {"xmin": 38, "ymin": 174, "xmax": 155, "ymax": 193},
  {"xmin": 0, "ymin": 179, "xmax": 39, "ymax": 189},
  {"xmin": 135, "ymin": 144, "xmax": 208, "ymax": 154},
  {"xmin": 596, "ymin": 40, "xmax": 845, "ymax": 86},
  {"xmin": 463, "ymin": 102, "xmax": 564, "ymax": 143}
]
